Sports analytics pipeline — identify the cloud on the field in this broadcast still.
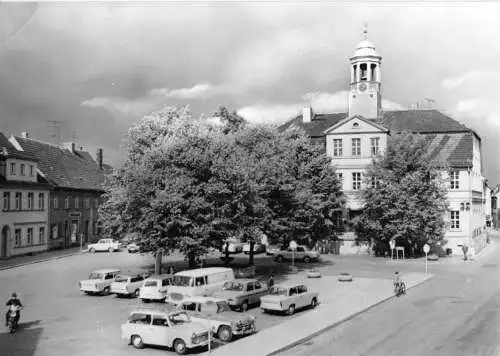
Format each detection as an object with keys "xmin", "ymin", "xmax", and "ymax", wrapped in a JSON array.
[
  {"xmin": 81, "ymin": 96, "xmax": 156, "ymax": 116},
  {"xmin": 151, "ymin": 83, "xmax": 218, "ymax": 100},
  {"xmin": 238, "ymin": 91, "xmax": 403, "ymax": 124}
]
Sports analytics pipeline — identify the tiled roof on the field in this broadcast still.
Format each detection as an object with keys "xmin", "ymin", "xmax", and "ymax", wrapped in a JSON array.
[
  {"xmin": 0, "ymin": 133, "xmax": 35, "ymax": 161},
  {"xmin": 13, "ymin": 137, "xmax": 107, "ymax": 192},
  {"xmin": 279, "ymin": 109, "xmax": 476, "ymax": 169},
  {"xmin": 278, "ymin": 113, "xmax": 347, "ymax": 137},
  {"xmin": 379, "ymin": 110, "xmax": 473, "ymax": 134}
]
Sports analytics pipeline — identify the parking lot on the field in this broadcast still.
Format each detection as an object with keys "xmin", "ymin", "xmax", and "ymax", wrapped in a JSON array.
[{"xmin": 0, "ymin": 250, "xmax": 320, "ymax": 356}]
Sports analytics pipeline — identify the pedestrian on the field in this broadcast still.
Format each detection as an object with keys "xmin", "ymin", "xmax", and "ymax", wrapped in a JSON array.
[
  {"xmin": 268, "ymin": 274, "xmax": 274, "ymax": 288},
  {"xmin": 462, "ymin": 244, "xmax": 469, "ymax": 261}
]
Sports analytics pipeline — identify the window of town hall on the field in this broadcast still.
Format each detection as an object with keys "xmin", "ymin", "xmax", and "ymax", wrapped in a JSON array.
[
  {"xmin": 352, "ymin": 172, "xmax": 362, "ymax": 190},
  {"xmin": 352, "ymin": 138, "xmax": 361, "ymax": 156},
  {"xmin": 370, "ymin": 137, "xmax": 380, "ymax": 156},
  {"xmin": 450, "ymin": 171, "xmax": 459, "ymax": 189},
  {"xmin": 450, "ymin": 211, "xmax": 460, "ymax": 230},
  {"xmin": 333, "ymin": 139, "xmax": 343, "ymax": 157}
]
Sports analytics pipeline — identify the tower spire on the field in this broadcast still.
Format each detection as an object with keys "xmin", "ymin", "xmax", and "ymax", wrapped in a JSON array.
[{"xmin": 363, "ymin": 22, "xmax": 368, "ymax": 40}]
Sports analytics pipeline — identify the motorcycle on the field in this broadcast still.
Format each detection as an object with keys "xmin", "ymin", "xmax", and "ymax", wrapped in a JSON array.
[
  {"xmin": 394, "ymin": 281, "xmax": 406, "ymax": 297},
  {"xmin": 7, "ymin": 305, "xmax": 22, "ymax": 334}
]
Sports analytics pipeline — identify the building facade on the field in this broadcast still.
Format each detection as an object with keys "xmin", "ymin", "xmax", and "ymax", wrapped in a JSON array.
[
  {"xmin": 280, "ymin": 32, "xmax": 488, "ymax": 256},
  {"xmin": 10, "ymin": 134, "xmax": 109, "ymax": 250},
  {"xmin": 0, "ymin": 133, "xmax": 50, "ymax": 258}
]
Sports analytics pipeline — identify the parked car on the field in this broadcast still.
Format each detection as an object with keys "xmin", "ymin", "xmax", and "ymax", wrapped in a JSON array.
[
  {"xmin": 166, "ymin": 267, "xmax": 235, "ymax": 305},
  {"xmin": 87, "ymin": 238, "xmax": 121, "ymax": 253},
  {"xmin": 212, "ymin": 279, "xmax": 269, "ymax": 312},
  {"xmin": 274, "ymin": 245, "xmax": 320, "ymax": 263},
  {"xmin": 223, "ymin": 239, "xmax": 243, "ymax": 254},
  {"xmin": 121, "ymin": 307, "xmax": 212, "ymax": 354},
  {"xmin": 139, "ymin": 274, "xmax": 173, "ymax": 303},
  {"xmin": 79, "ymin": 269, "xmax": 121, "ymax": 295},
  {"xmin": 126, "ymin": 242, "xmax": 142, "ymax": 253},
  {"xmin": 177, "ymin": 296, "xmax": 256, "ymax": 342},
  {"xmin": 266, "ymin": 244, "xmax": 284, "ymax": 256},
  {"xmin": 242, "ymin": 243, "xmax": 266, "ymax": 255},
  {"xmin": 260, "ymin": 283, "xmax": 318, "ymax": 315},
  {"xmin": 110, "ymin": 273, "xmax": 149, "ymax": 298}
]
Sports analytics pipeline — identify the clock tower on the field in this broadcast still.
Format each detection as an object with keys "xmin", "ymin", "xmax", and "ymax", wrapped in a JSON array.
[{"xmin": 348, "ymin": 27, "xmax": 382, "ymax": 119}]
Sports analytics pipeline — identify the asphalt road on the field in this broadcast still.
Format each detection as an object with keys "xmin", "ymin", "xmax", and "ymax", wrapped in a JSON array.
[
  {"xmin": 275, "ymin": 237, "xmax": 500, "ymax": 356},
  {"xmin": 0, "ymin": 250, "xmax": 315, "ymax": 356}
]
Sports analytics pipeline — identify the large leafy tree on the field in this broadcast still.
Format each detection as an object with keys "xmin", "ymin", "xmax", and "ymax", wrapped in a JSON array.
[{"xmin": 354, "ymin": 132, "xmax": 448, "ymax": 256}]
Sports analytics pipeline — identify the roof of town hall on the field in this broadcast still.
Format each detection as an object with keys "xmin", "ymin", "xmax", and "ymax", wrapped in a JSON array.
[
  {"xmin": 279, "ymin": 109, "xmax": 477, "ymax": 168},
  {"xmin": 0, "ymin": 132, "xmax": 36, "ymax": 161},
  {"xmin": 12, "ymin": 136, "xmax": 109, "ymax": 192}
]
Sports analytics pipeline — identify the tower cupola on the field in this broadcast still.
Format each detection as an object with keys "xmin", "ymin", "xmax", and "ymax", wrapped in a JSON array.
[{"xmin": 348, "ymin": 25, "xmax": 382, "ymax": 119}]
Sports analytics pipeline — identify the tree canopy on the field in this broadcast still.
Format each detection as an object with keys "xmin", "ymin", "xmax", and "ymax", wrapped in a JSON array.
[
  {"xmin": 354, "ymin": 132, "xmax": 448, "ymax": 256},
  {"xmin": 99, "ymin": 106, "xmax": 345, "ymax": 269}
]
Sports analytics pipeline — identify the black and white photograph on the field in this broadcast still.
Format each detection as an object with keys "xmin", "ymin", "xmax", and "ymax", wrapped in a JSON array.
[{"xmin": 0, "ymin": 1, "xmax": 499, "ymax": 355}]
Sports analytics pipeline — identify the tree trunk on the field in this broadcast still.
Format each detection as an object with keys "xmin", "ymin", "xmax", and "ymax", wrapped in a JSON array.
[
  {"xmin": 188, "ymin": 250, "xmax": 197, "ymax": 269},
  {"xmin": 224, "ymin": 243, "xmax": 230, "ymax": 266},
  {"xmin": 248, "ymin": 240, "xmax": 255, "ymax": 266},
  {"xmin": 155, "ymin": 251, "xmax": 162, "ymax": 275}
]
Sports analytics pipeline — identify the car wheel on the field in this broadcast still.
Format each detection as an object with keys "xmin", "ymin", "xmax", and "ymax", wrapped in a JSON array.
[
  {"xmin": 304, "ymin": 256, "xmax": 311, "ymax": 263},
  {"xmin": 310, "ymin": 297, "xmax": 318, "ymax": 308},
  {"xmin": 131, "ymin": 335, "xmax": 144, "ymax": 349},
  {"xmin": 108, "ymin": 247, "xmax": 114, "ymax": 253},
  {"xmin": 241, "ymin": 301, "xmax": 249, "ymax": 312},
  {"xmin": 287, "ymin": 304, "xmax": 296, "ymax": 315},
  {"xmin": 103, "ymin": 287, "xmax": 111, "ymax": 296},
  {"xmin": 261, "ymin": 308, "xmax": 268, "ymax": 314},
  {"xmin": 134, "ymin": 289, "xmax": 140, "ymax": 298},
  {"xmin": 89, "ymin": 248, "xmax": 96, "ymax": 253},
  {"xmin": 218, "ymin": 325, "xmax": 233, "ymax": 342},
  {"xmin": 141, "ymin": 298, "xmax": 150, "ymax": 303},
  {"xmin": 276, "ymin": 255, "xmax": 284, "ymax": 262},
  {"xmin": 173, "ymin": 338, "xmax": 187, "ymax": 355}
]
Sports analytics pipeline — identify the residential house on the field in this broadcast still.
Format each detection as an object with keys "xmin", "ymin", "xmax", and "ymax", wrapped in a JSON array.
[
  {"xmin": 279, "ymin": 31, "xmax": 488, "ymax": 256},
  {"xmin": 10, "ymin": 133, "xmax": 110, "ymax": 250},
  {"xmin": 0, "ymin": 133, "xmax": 50, "ymax": 258}
]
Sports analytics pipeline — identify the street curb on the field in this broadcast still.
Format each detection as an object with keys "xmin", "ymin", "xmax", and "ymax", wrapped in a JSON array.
[
  {"xmin": 0, "ymin": 250, "xmax": 84, "ymax": 272},
  {"xmin": 267, "ymin": 274, "xmax": 434, "ymax": 356}
]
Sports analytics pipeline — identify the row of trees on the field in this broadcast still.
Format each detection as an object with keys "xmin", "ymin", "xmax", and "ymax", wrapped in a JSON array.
[{"xmin": 99, "ymin": 106, "xmax": 345, "ymax": 272}]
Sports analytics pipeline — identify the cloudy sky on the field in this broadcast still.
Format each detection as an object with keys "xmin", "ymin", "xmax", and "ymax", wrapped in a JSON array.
[{"xmin": 1, "ymin": 1, "xmax": 500, "ymax": 183}]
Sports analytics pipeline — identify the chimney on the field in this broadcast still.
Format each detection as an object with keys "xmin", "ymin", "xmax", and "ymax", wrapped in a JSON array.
[
  {"xmin": 21, "ymin": 132, "xmax": 29, "ymax": 138},
  {"xmin": 62, "ymin": 142, "xmax": 75, "ymax": 153},
  {"xmin": 96, "ymin": 148, "xmax": 103, "ymax": 170},
  {"xmin": 302, "ymin": 106, "xmax": 313, "ymax": 123}
]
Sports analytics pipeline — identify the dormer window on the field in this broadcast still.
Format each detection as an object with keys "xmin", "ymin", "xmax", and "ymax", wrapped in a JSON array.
[
  {"xmin": 10, "ymin": 163, "xmax": 16, "ymax": 175},
  {"xmin": 20, "ymin": 164, "xmax": 26, "ymax": 176},
  {"xmin": 30, "ymin": 165, "xmax": 34, "ymax": 177}
]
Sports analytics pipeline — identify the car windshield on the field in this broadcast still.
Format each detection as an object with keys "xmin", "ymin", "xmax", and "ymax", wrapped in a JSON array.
[
  {"xmin": 172, "ymin": 275, "xmax": 192, "ymax": 287},
  {"xmin": 88, "ymin": 273, "xmax": 103, "ymax": 280},
  {"xmin": 223, "ymin": 281, "xmax": 244, "ymax": 291},
  {"xmin": 115, "ymin": 276, "xmax": 129, "ymax": 283},
  {"xmin": 169, "ymin": 312, "xmax": 190, "ymax": 325},
  {"xmin": 269, "ymin": 287, "xmax": 288, "ymax": 296},
  {"xmin": 144, "ymin": 280, "xmax": 158, "ymax": 287}
]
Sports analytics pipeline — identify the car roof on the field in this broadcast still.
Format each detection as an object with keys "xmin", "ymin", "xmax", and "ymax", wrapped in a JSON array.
[
  {"xmin": 226, "ymin": 278, "xmax": 257, "ymax": 284},
  {"xmin": 130, "ymin": 305, "xmax": 179, "ymax": 315},
  {"xmin": 274, "ymin": 282, "xmax": 306, "ymax": 289},
  {"xmin": 145, "ymin": 273, "xmax": 173, "ymax": 279},
  {"xmin": 92, "ymin": 269, "xmax": 120, "ymax": 274},
  {"xmin": 181, "ymin": 296, "xmax": 226, "ymax": 304},
  {"xmin": 174, "ymin": 267, "xmax": 233, "ymax": 277}
]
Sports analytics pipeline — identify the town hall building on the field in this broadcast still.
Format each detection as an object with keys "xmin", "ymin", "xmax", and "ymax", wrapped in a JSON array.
[{"xmin": 280, "ymin": 30, "xmax": 488, "ymax": 257}]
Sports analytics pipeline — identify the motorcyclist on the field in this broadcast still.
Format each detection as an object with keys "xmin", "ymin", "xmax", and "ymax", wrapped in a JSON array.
[{"xmin": 5, "ymin": 292, "xmax": 22, "ymax": 327}]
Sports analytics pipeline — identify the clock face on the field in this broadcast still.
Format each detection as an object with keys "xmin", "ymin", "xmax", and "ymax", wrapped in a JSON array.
[{"xmin": 359, "ymin": 83, "xmax": 367, "ymax": 92}]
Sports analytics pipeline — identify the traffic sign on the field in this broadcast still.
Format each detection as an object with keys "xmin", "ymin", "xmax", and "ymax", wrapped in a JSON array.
[
  {"xmin": 389, "ymin": 240, "xmax": 395, "ymax": 250},
  {"xmin": 289, "ymin": 241, "xmax": 298, "ymax": 250},
  {"xmin": 423, "ymin": 244, "xmax": 430, "ymax": 254}
]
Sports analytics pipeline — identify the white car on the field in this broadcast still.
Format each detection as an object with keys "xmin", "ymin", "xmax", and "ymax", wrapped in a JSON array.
[
  {"xmin": 177, "ymin": 296, "xmax": 257, "ymax": 342},
  {"xmin": 274, "ymin": 245, "xmax": 320, "ymax": 263},
  {"xmin": 139, "ymin": 274, "xmax": 173, "ymax": 303},
  {"xmin": 223, "ymin": 239, "xmax": 243, "ymax": 254},
  {"xmin": 79, "ymin": 269, "xmax": 121, "ymax": 295},
  {"xmin": 87, "ymin": 238, "xmax": 121, "ymax": 253},
  {"xmin": 110, "ymin": 273, "xmax": 149, "ymax": 298},
  {"xmin": 121, "ymin": 307, "xmax": 212, "ymax": 354},
  {"xmin": 260, "ymin": 283, "xmax": 318, "ymax": 315},
  {"xmin": 243, "ymin": 243, "xmax": 266, "ymax": 255}
]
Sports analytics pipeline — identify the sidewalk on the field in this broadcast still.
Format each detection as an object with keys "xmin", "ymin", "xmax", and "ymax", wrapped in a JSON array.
[
  {"xmin": 0, "ymin": 247, "xmax": 84, "ymax": 271},
  {"xmin": 207, "ymin": 272, "xmax": 432, "ymax": 356}
]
